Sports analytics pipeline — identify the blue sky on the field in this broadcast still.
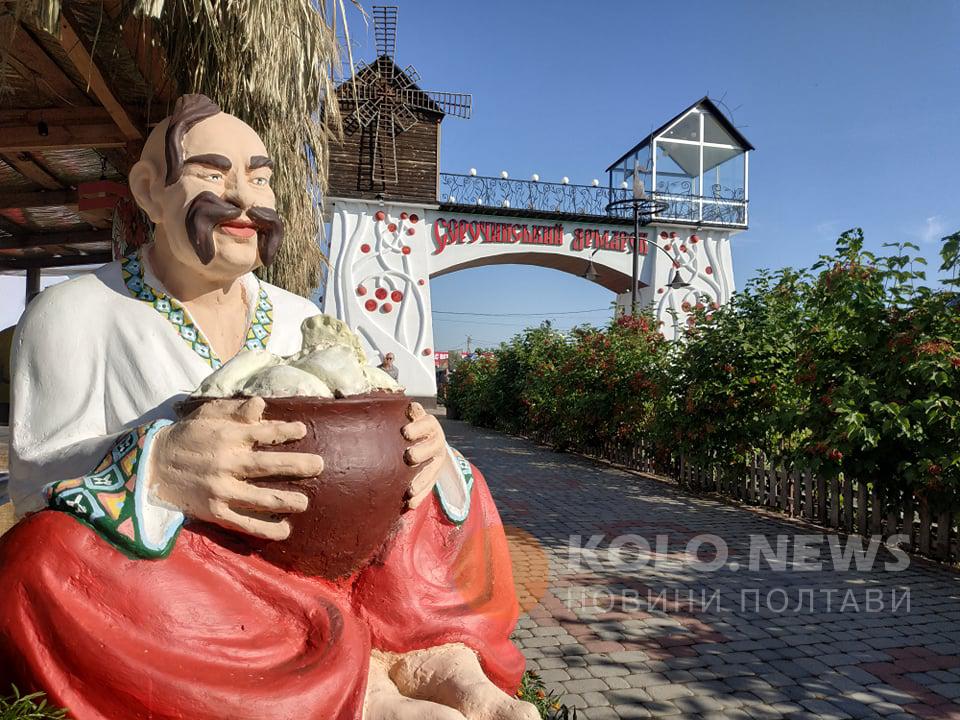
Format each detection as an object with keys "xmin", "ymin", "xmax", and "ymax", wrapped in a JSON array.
[{"xmin": 339, "ymin": 0, "xmax": 960, "ymax": 352}]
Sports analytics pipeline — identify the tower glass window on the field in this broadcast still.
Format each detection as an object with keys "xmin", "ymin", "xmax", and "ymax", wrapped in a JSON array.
[{"xmin": 606, "ymin": 98, "xmax": 752, "ymax": 227}]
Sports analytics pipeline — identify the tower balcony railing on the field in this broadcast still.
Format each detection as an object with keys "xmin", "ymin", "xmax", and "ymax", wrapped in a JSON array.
[{"xmin": 437, "ymin": 172, "xmax": 748, "ymax": 228}]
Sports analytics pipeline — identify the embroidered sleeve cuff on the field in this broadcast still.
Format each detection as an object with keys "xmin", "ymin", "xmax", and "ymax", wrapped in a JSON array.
[
  {"xmin": 44, "ymin": 419, "xmax": 183, "ymax": 559},
  {"xmin": 434, "ymin": 445, "xmax": 475, "ymax": 525}
]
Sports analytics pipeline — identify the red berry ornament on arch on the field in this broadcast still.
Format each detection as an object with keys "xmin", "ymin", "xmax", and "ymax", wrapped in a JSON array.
[{"xmin": 347, "ymin": 206, "xmax": 432, "ymax": 363}]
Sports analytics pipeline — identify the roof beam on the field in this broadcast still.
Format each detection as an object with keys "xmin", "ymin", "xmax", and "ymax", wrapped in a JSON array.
[
  {"xmin": 0, "ymin": 229, "xmax": 110, "ymax": 251},
  {"xmin": 0, "ymin": 190, "xmax": 78, "ymax": 210},
  {"xmin": 0, "ymin": 107, "xmax": 114, "ymax": 126},
  {"xmin": 0, "ymin": 250, "xmax": 113, "ymax": 270},
  {"xmin": 0, "ymin": 124, "xmax": 127, "ymax": 152},
  {"xmin": 0, "ymin": 152, "xmax": 63, "ymax": 190},
  {"xmin": 2, "ymin": 19, "xmax": 92, "ymax": 107},
  {"xmin": 58, "ymin": 8, "xmax": 145, "ymax": 141},
  {"xmin": 103, "ymin": 0, "xmax": 177, "ymax": 108}
]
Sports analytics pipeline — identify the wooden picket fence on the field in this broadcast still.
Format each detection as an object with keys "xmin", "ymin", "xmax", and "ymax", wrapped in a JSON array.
[{"xmin": 591, "ymin": 441, "xmax": 958, "ymax": 565}]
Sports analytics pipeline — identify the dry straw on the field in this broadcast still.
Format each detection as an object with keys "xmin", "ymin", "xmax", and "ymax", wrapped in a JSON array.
[{"xmin": 5, "ymin": 0, "xmax": 347, "ymax": 297}]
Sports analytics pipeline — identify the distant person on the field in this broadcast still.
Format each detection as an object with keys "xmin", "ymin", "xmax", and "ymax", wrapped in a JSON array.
[{"xmin": 379, "ymin": 352, "xmax": 399, "ymax": 381}]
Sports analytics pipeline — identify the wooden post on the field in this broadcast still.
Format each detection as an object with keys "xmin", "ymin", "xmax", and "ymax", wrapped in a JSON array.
[
  {"xmin": 791, "ymin": 468, "xmax": 801, "ymax": 517},
  {"xmin": 918, "ymin": 498, "xmax": 931, "ymax": 556},
  {"xmin": 26, "ymin": 266, "xmax": 41, "ymax": 304},
  {"xmin": 902, "ymin": 492, "xmax": 914, "ymax": 550},
  {"xmin": 886, "ymin": 490, "xmax": 900, "ymax": 540},
  {"xmin": 767, "ymin": 457, "xmax": 777, "ymax": 509},
  {"xmin": 829, "ymin": 475, "xmax": 840, "ymax": 528},
  {"xmin": 779, "ymin": 466, "xmax": 789, "ymax": 512},
  {"xmin": 804, "ymin": 471, "xmax": 815, "ymax": 520},
  {"xmin": 870, "ymin": 485, "xmax": 883, "ymax": 535},
  {"xmin": 754, "ymin": 455, "xmax": 762, "ymax": 504},
  {"xmin": 750, "ymin": 455, "xmax": 763, "ymax": 505},
  {"xmin": 842, "ymin": 475, "xmax": 853, "ymax": 533},
  {"xmin": 817, "ymin": 473, "xmax": 827, "ymax": 523},
  {"xmin": 857, "ymin": 481, "xmax": 869, "ymax": 536},
  {"xmin": 936, "ymin": 510, "xmax": 952, "ymax": 561}
]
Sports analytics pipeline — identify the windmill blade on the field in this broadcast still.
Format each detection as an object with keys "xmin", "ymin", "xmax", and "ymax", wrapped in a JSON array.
[
  {"xmin": 392, "ymin": 103, "xmax": 418, "ymax": 133},
  {"xmin": 354, "ymin": 99, "xmax": 379, "ymax": 128},
  {"xmin": 400, "ymin": 89, "xmax": 472, "ymax": 119},
  {"xmin": 372, "ymin": 110, "xmax": 398, "ymax": 184},
  {"xmin": 396, "ymin": 64, "xmax": 421, "ymax": 89},
  {"xmin": 373, "ymin": 6, "xmax": 398, "ymax": 59},
  {"xmin": 344, "ymin": 79, "xmax": 380, "ymax": 103}
]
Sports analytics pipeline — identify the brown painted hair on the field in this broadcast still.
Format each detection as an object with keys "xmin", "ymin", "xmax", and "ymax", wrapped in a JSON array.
[{"xmin": 164, "ymin": 94, "xmax": 221, "ymax": 186}]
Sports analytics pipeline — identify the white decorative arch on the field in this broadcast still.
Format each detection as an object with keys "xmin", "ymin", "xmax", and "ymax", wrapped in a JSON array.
[{"xmin": 325, "ymin": 199, "xmax": 736, "ymax": 396}]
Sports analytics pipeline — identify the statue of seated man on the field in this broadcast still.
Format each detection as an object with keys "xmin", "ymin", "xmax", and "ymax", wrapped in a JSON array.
[{"xmin": 0, "ymin": 94, "xmax": 537, "ymax": 720}]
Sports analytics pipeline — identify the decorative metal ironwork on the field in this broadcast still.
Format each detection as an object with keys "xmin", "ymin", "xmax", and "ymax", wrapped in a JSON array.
[
  {"xmin": 439, "ymin": 173, "xmax": 747, "ymax": 227},
  {"xmin": 440, "ymin": 173, "xmax": 631, "ymax": 217}
]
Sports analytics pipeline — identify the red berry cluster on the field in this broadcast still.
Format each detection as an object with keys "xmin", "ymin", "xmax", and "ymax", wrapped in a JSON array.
[{"xmin": 357, "ymin": 284, "xmax": 404, "ymax": 313}]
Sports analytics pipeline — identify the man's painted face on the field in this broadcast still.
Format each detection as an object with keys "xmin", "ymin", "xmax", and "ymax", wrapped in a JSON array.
[{"xmin": 154, "ymin": 112, "xmax": 281, "ymax": 275}]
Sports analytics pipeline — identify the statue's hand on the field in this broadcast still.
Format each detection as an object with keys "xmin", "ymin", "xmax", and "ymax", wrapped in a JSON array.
[
  {"xmin": 401, "ymin": 402, "xmax": 451, "ymax": 509},
  {"xmin": 149, "ymin": 396, "xmax": 320, "ymax": 540}
]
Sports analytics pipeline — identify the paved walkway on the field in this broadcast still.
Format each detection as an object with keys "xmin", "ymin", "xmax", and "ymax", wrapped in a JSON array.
[{"xmin": 440, "ymin": 417, "xmax": 960, "ymax": 720}]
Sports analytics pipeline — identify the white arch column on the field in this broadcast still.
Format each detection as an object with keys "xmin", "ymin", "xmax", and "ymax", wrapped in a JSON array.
[
  {"xmin": 326, "ymin": 199, "xmax": 440, "ymax": 397},
  {"xmin": 617, "ymin": 225, "xmax": 736, "ymax": 339}
]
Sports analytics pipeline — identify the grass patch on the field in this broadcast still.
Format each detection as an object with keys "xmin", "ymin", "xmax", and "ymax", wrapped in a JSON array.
[
  {"xmin": 0, "ymin": 688, "xmax": 67, "ymax": 719},
  {"xmin": 517, "ymin": 671, "xmax": 578, "ymax": 719}
]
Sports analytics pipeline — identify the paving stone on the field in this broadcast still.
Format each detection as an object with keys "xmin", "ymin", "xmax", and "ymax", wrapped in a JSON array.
[
  {"xmin": 703, "ymin": 712, "xmax": 754, "ymax": 720},
  {"xmin": 581, "ymin": 708, "xmax": 620, "ymax": 720},
  {"xmin": 673, "ymin": 695, "xmax": 726, "ymax": 713},
  {"xmin": 837, "ymin": 665, "xmax": 883, "ymax": 685},
  {"xmin": 562, "ymin": 678, "xmax": 609, "ymax": 694},
  {"xmin": 607, "ymin": 687, "xmax": 653, "ymax": 705},
  {"xmin": 641, "ymin": 683, "xmax": 692, "ymax": 703},
  {"xmin": 611, "ymin": 704, "xmax": 652, "ymax": 718},
  {"xmin": 581, "ymin": 690, "xmax": 611, "ymax": 707},
  {"xmin": 438, "ymin": 418, "xmax": 960, "ymax": 720},
  {"xmin": 589, "ymin": 664, "xmax": 631, "ymax": 678},
  {"xmin": 604, "ymin": 676, "xmax": 630, "ymax": 690},
  {"xmin": 637, "ymin": 700, "xmax": 682, "ymax": 716},
  {"xmin": 537, "ymin": 668, "xmax": 570, "ymax": 682},
  {"xmin": 930, "ymin": 682, "xmax": 960, "ymax": 699},
  {"xmin": 798, "ymin": 699, "xmax": 852, "ymax": 719}
]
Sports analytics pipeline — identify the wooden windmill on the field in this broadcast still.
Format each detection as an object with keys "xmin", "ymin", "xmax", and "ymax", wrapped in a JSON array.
[{"xmin": 328, "ymin": 6, "xmax": 472, "ymax": 203}]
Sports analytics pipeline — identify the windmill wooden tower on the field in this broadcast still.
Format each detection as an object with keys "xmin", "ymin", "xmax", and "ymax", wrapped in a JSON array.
[{"xmin": 327, "ymin": 6, "xmax": 472, "ymax": 204}]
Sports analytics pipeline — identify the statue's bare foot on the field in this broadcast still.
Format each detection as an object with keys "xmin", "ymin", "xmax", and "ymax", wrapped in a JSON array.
[
  {"xmin": 364, "ymin": 655, "xmax": 467, "ymax": 720},
  {"xmin": 388, "ymin": 644, "xmax": 540, "ymax": 720}
]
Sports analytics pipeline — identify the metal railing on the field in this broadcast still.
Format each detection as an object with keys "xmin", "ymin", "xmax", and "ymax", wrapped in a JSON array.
[
  {"xmin": 439, "ymin": 173, "xmax": 627, "ymax": 217},
  {"xmin": 438, "ymin": 173, "xmax": 747, "ymax": 227}
]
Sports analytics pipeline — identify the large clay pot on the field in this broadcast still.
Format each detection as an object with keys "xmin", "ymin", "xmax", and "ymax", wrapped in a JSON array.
[{"xmin": 177, "ymin": 393, "xmax": 413, "ymax": 579}]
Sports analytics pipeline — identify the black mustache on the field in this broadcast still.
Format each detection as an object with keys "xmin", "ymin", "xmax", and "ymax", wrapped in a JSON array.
[
  {"xmin": 248, "ymin": 205, "xmax": 284, "ymax": 267},
  {"xmin": 184, "ymin": 191, "xmax": 284, "ymax": 267},
  {"xmin": 185, "ymin": 191, "xmax": 241, "ymax": 265}
]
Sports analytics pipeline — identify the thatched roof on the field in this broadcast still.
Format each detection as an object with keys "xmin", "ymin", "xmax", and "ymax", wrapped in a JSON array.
[{"xmin": 0, "ymin": 0, "xmax": 342, "ymax": 296}]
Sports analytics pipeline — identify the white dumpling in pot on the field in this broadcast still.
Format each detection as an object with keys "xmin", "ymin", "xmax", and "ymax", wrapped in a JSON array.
[
  {"xmin": 194, "ymin": 349, "xmax": 281, "ymax": 398},
  {"xmin": 300, "ymin": 314, "xmax": 367, "ymax": 365},
  {"xmin": 242, "ymin": 364, "xmax": 334, "ymax": 398},
  {"xmin": 362, "ymin": 365, "xmax": 403, "ymax": 392},
  {"xmin": 292, "ymin": 345, "xmax": 370, "ymax": 397}
]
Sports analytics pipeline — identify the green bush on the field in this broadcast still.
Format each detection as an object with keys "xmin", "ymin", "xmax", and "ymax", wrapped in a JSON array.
[{"xmin": 447, "ymin": 231, "xmax": 960, "ymax": 508}]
